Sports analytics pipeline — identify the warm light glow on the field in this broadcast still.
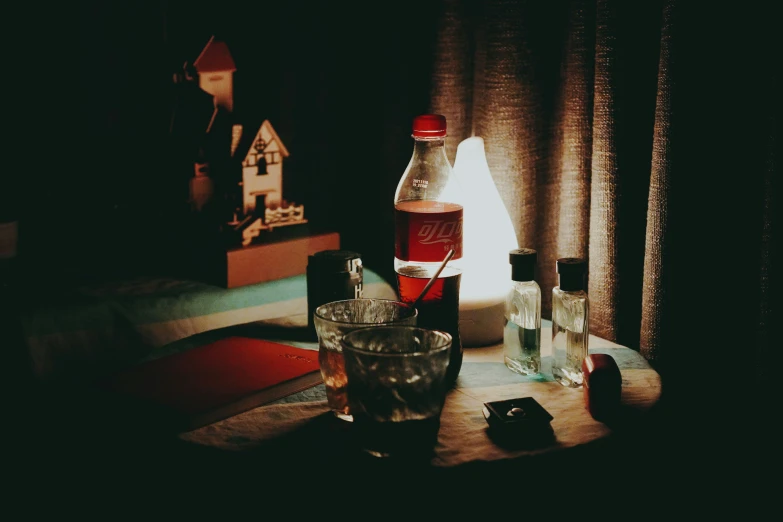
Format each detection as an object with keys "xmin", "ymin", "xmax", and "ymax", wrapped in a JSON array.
[{"xmin": 453, "ymin": 137, "xmax": 519, "ymax": 346}]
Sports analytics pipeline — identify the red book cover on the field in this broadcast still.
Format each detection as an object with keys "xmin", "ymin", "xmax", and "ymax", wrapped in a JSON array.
[{"xmin": 100, "ymin": 336, "xmax": 323, "ymax": 431}]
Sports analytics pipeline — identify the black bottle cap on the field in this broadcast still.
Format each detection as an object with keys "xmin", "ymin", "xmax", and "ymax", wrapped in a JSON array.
[
  {"xmin": 307, "ymin": 250, "xmax": 362, "ymax": 273},
  {"xmin": 509, "ymin": 248, "xmax": 537, "ymax": 282},
  {"xmin": 556, "ymin": 257, "xmax": 587, "ymax": 291}
]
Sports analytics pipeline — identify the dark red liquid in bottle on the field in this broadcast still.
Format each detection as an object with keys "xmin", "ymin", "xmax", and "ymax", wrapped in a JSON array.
[
  {"xmin": 396, "ymin": 265, "xmax": 462, "ymax": 387},
  {"xmin": 394, "ymin": 200, "xmax": 463, "ymax": 263}
]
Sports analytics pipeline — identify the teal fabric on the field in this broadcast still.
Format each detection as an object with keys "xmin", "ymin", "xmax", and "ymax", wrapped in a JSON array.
[
  {"xmin": 23, "ymin": 269, "xmax": 395, "ymax": 381},
  {"xmin": 23, "ymin": 270, "xmax": 387, "ymax": 337}
]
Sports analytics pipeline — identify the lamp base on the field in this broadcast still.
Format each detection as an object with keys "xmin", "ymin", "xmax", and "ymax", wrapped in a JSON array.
[{"xmin": 459, "ymin": 300, "xmax": 505, "ymax": 347}]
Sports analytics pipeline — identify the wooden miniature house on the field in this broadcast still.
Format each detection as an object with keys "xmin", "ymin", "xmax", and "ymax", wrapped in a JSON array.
[
  {"xmin": 227, "ymin": 120, "xmax": 306, "ymax": 246},
  {"xmin": 193, "ymin": 36, "xmax": 236, "ymax": 113},
  {"xmin": 231, "ymin": 120, "xmax": 289, "ymax": 215},
  {"xmin": 185, "ymin": 37, "xmax": 308, "ymax": 248},
  {"xmin": 168, "ymin": 37, "xmax": 335, "ymax": 286}
]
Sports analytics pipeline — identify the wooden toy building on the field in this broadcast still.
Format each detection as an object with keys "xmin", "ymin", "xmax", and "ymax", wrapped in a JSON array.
[
  {"xmin": 185, "ymin": 36, "xmax": 308, "ymax": 248},
  {"xmin": 170, "ymin": 36, "xmax": 337, "ymax": 288}
]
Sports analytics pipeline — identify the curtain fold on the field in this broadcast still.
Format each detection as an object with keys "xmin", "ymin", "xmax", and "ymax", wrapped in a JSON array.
[
  {"xmin": 640, "ymin": 0, "xmax": 675, "ymax": 362},
  {"xmin": 431, "ymin": 0, "xmax": 475, "ymax": 161},
  {"xmin": 549, "ymin": 0, "xmax": 593, "ymax": 315},
  {"xmin": 473, "ymin": 0, "xmax": 542, "ymax": 247},
  {"xmin": 756, "ymin": 111, "xmax": 776, "ymax": 388},
  {"xmin": 587, "ymin": 0, "xmax": 622, "ymax": 340}
]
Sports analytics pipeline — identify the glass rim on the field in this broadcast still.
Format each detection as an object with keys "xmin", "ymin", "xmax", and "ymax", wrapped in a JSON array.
[
  {"xmin": 314, "ymin": 298, "xmax": 417, "ymax": 326},
  {"xmin": 341, "ymin": 325, "xmax": 452, "ymax": 358}
]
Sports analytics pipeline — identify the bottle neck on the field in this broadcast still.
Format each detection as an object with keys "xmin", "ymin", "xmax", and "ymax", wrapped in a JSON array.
[
  {"xmin": 558, "ymin": 273, "xmax": 585, "ymax": 292},
  {"xmin": 412, "ymin": 137, "xmax": 448, "ymax": 161},
  {"xmin": 511, "ymin": 265, "xmax": 535, "ymax": 283},
  {"xmin": 512, "ymin": 279, "xmax": 539, "ymax": 291}
]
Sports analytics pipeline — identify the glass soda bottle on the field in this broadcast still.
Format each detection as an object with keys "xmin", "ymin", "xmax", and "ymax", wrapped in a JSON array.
[{"xmin": 394, "ymin": 114, "xmax": 464, "ymax": 386}]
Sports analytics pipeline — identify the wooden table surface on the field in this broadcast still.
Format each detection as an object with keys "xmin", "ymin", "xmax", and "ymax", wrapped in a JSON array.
[
  {"xmin": 24, "ymin": 313, "xmax": 665, "ymax": 507},
  {"xmin": 178, "ymin": 317, "xmax": 662, "ymax": 469}
]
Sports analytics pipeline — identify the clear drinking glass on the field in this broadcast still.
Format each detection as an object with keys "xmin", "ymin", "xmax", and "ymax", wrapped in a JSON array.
[
  {"xmin": 313, "ymin": 299, "xmax": 417, "ymax": 421},
  {"xmin": 341, "ymin": 326, "xmax": 452, "ymax": 458}
]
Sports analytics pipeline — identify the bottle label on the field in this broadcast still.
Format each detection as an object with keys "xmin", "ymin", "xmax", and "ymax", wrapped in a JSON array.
[
  {"xmin": 395, "ymin": 201, "xmax": 463, "ymax": 262},
  {"xmin": 0, "ymin": 221, "xmax": 18, "ymax": 260}
]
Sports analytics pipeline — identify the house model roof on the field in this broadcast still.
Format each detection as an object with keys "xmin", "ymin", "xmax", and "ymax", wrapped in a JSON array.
[
  {"xmin": 193, "ymin": 36, "xmax": 236, "ymax": 73},
  {"xmin": 231, "ymin": 120, "xmax": 291, "ymax": 162}
]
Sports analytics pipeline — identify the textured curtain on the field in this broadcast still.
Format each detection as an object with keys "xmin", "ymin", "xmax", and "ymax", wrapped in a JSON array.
[{"xmin": 429, "ymin": 0, "xmax": 777, "ymax": 407}]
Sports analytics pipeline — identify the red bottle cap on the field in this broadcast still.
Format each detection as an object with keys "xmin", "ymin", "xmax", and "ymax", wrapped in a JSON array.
[{"xmin": 412, "ymin": 114, "xmax": 447, "ymax": 137}]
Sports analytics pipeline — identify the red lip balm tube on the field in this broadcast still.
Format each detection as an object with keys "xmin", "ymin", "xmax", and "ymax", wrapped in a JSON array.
[{"xmin": 582, "ymin": 354, "xmax": 621, "ymax": 421}]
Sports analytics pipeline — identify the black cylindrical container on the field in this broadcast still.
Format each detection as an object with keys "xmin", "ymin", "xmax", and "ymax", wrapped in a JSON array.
[{"xmin": 306, "ymin": 250, "xmax": 363, "ymax": 337}]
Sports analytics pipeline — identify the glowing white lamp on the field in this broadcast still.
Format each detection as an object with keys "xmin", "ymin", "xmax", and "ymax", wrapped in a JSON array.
[{"xmin": 453, "ymin": 137, "xmax": 519, "ymax": 346}]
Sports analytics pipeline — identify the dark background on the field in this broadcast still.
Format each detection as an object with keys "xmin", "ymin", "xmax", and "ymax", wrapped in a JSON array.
[{"xmin": 19, "ymin": 0, "xmax": 447, "ymax": 289}]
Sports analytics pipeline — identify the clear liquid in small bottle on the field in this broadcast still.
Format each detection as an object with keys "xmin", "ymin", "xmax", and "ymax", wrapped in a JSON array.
[
  {"xmin": 551, "ymin": 258, "xmax": 589, "ymax": 387},
  {"xmin": 503, "ymin": 249, "xmax": 541, "ymax": 376}
]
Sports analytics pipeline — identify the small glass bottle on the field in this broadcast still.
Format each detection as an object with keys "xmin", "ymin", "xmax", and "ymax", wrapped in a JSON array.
[
  {"xmin": 504, "ymin": 248, "xmax": 541, "ymax": 375},
  {"xmin": 551, "ymin": 258, "xmax": 589, "ymax": 388}
]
